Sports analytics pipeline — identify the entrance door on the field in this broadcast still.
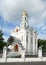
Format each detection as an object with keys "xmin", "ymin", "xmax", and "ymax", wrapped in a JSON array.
[{"xmin": 14, "ymin": 44, "xmax": 18, "ymax": 52}]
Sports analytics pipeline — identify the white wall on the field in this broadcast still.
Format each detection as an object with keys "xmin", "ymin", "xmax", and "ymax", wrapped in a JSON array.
[
  {"xmin": 28, "ymin": 30, "xmax": 31, "ymax": 53},
  {"xmin": 0, "ymin": 57, "xmax": 46, "ymax": 62}
]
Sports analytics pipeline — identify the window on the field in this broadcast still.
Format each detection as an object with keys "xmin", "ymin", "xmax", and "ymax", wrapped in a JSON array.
[
  {"xmin": 25, "ymin": 23, "xmax": 26, "ymax": 27},
  {"xmin": 31, "ymin": 37, "xmax": 33, "ymax": 43},
  {"xmin": 26, "ymin": 35, "xmax": 28, "ymax": 43},
  {"xmin": 35, "ymin": 38, "xmax": 36, "ymax": 44},
  {"xmin": 25, "ymin": 17, "xmax": 26, "ymax": 20}
]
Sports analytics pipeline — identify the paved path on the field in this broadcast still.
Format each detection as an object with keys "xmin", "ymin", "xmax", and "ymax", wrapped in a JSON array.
[{"xmin": 0, "ymin": 62, "xmax": 46, "ymax": 65}]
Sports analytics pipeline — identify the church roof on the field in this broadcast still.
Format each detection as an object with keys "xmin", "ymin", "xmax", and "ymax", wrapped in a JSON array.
[
  {"xmin": 7, "ymin": 36, "xmax": 25, "ymax": 50},
  {"xmin": 7, "ymin": 36, "xmax": 21, "ymax": 45},
  {"xmin": 7, "ymin": 36, "xmax": 14, "ymax": 45}
]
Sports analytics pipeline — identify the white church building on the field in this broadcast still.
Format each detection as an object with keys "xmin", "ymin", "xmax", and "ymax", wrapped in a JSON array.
[{"xmin": 7, "ymin": 11, "xmax": 38, "ymax": 56}]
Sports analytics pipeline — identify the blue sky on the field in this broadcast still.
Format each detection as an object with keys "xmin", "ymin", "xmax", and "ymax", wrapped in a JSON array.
[{"xmin": 0, "ymin": 0, "xmax": 46, "ymax": 42}]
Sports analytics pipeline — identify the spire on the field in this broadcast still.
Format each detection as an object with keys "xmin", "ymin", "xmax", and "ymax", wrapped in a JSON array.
[
  {"xmin": 20, "ymin": 11, "xmax": 29, "ymax": 28},
  {"xmin": 22, "ymin": 11, "xmax": 28, "ymax": 21}
]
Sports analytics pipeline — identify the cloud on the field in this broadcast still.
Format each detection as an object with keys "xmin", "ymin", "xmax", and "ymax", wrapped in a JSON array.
[
  {"xmin": 42, "ymin": 26, "xmax": 46, "ymax": 31},
  {"xmin": 0, "ymin": 0, "xmax": 45, "ymax": 22},
  {"xmin": 38, "ymin": 34, "xmax": 46, "ymax": 40},
  {"xmin": 41, "ymin": 11, "xmax": 46, "ymax": 21},
  {"xmin": 34, "ymin": 22, "xmax": 46, "ymax": 40},
  {"xmin": 1, "ymin": 0, "xmax": 27, "ymax": 21},
  {"xmin": 1, "ymin": 19, "xmax": 20, "ymax": 41}
]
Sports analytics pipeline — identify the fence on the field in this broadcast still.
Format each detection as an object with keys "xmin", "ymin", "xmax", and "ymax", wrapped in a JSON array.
[{"xmin": 0, "ymin": 46, "xmax": 46, "ymax": 62}]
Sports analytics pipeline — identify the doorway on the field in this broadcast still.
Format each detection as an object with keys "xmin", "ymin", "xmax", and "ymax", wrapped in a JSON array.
[{"xmin": 14, "ymin": 44, "xmax": 18, "ymax": 52}]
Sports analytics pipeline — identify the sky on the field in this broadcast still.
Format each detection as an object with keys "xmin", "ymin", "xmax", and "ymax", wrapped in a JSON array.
[{"xmin": 0, "ymin": 0, "xmax": 46, "ymax": 42}]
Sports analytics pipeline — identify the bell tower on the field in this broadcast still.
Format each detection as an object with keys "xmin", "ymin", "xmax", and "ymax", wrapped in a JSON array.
[{"xmin": 20, "ymin": 11, "xmax": 29, "ymax": 28}]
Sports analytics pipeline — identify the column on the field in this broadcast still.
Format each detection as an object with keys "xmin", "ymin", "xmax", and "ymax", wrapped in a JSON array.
[
  {"xmin": 28, "ymin": 31, "xmax": 31, "ymax": 54},
  {"xmin": 33, "ymin": 36, "xmax": 35, "ymax": 55},
  {"xmin": 21, "ymin": 50, "xmax": 25, "ymax": 62},
  {"xmin": 36, "ymin": 37, "xmax": 38, "ymax": 55},
  {"xmin": 3, "ymin": 46, "xmax": 7, "ymax": 62},
  {"xmin": 38, "ymin": 47, "xmax": 42, "ymax": 58}
]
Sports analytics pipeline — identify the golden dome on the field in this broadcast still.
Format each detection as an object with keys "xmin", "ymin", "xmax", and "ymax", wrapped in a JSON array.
[{"xmin": 22, "ymin": 11, "xmax": 28, "ymax": 16}]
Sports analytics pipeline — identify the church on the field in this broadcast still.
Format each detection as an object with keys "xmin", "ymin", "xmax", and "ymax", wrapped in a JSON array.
[{"xmin": 7, "ymin": 11, "xmax": 38, "ymax": 57}]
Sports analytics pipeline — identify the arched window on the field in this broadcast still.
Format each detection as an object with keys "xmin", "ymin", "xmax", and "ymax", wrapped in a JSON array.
[
  {"xmin": 35, "ymin": 38, "xmax": 36, "ymax": 44},
  {"xmin": 25, "ymin": 23, "xmax": 26, "ymax": 27},
  {"xmin": 31, "ymin": 37, "xmax": 33, "ymax": 43},
  {"xmin": 14, "ymin": 44, "xmax": 18, "ymax": 52},
  {"xmin": 26, "ymin": 35, "xmax": 28, "ymax": 43},
  {"xmin": 25, "ymin": 17, "xmax": 26, "ymax": 20}
]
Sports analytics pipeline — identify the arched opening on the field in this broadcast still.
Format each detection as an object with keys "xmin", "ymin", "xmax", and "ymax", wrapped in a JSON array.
[{"xmin": 14, "ymin": 44, "xmax": 18, "ymax": 52}]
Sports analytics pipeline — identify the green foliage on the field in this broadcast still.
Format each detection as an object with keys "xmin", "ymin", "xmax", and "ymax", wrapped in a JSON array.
[
  {"xmin": 38, "ymin": 39, "xmax": 46, "ymax": 51},
  {"xmin": 0, "ymin": 30, "xmax": 6, "ymax": 50}
]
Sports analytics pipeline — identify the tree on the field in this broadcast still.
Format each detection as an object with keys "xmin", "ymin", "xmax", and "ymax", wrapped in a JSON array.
[
  {"xmin": 38, "ymin": 39, "xmax": 46, "ymax": 52},
  {"xmin": 0, "ymin": 30, "xmax": 6, "ymax": 50},
  {"xmin": 38, "ymin": 39, "xmax": 43, "ymax": 47}
]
